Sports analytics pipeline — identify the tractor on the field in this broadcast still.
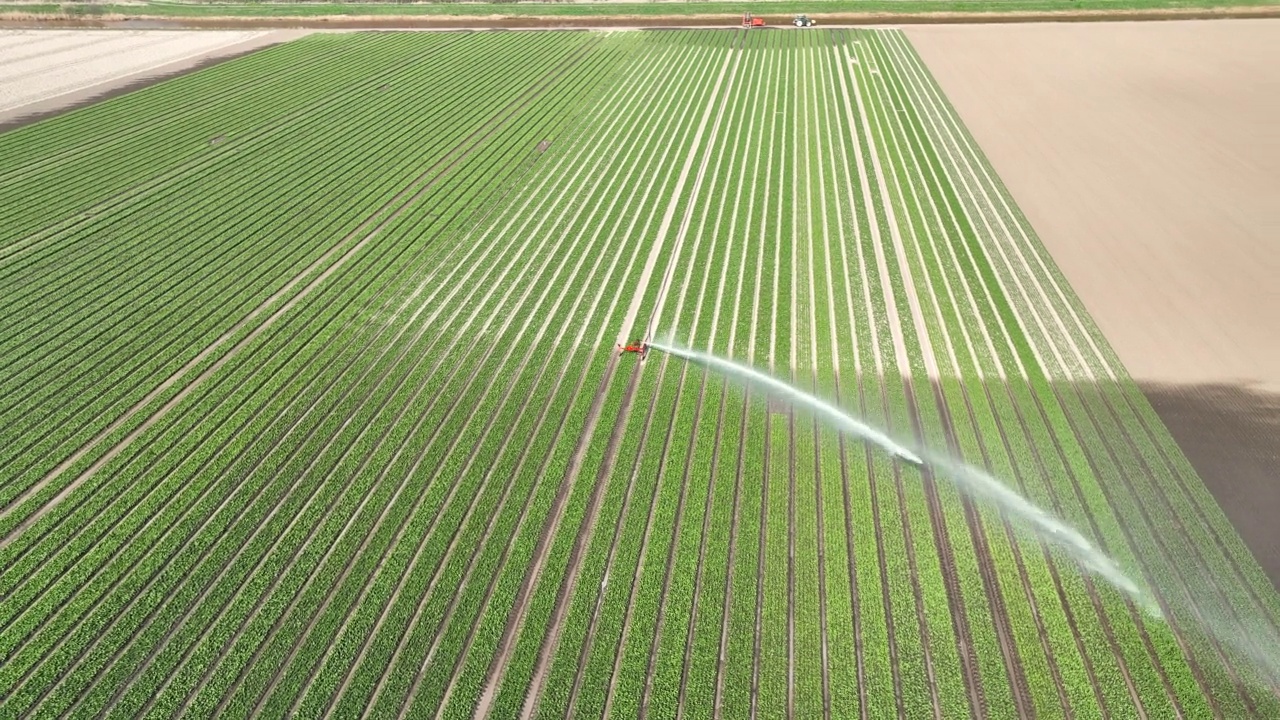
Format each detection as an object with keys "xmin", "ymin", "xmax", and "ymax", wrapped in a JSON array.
[
  {"xmin": 742, "ymin": 12, "xmax": 765, "ymax": 27},
  {"xmin": 792, "ymin": 14, "xmax": 816, "ymax": 27}
]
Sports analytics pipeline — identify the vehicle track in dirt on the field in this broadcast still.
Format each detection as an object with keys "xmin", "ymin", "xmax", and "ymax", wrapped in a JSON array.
[
  {"xmin": 513, "ymin": 358, "xmax": 634, "ymax": 720},
  {"xmin": 524, "ymin": 40, "xmax": 732, "ymax": 717},
  {"xmin": 805, "ymin": 42, "xmax": 838, "ymax": 718},
  {"xmin": 561, "ymin": 356, "xmax": 672, "ymax": 719}
]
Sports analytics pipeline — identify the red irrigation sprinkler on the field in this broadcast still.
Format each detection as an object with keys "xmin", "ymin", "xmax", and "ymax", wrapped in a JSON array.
[{"xmin": 617, "ymin": 339, "xmax": 648, "ymax": 358}]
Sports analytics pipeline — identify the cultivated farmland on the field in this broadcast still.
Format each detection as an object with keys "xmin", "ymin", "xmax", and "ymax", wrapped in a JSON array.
[
  {"xmin": 1, "ymin": 27, "xmax": 1278, "ymax": 719},
  {"xmin": 0, "ymin": 30, "xmax": 269, "ymax": 116}
]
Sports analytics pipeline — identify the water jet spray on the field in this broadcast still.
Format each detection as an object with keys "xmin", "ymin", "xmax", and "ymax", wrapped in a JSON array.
[{"xmin": 646, "ymin": 338, "xmax": 1162, "ymax": 619}]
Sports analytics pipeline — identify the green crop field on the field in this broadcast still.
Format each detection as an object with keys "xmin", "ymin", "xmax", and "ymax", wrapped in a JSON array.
[{"xmin": 2, "ymin": 28, "xmax": 1279, "ymax": 719}]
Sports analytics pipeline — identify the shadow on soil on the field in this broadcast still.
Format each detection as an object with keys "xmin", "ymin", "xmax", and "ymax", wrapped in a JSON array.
[{"xmin": 1141, "ymin": 381, "xmax": 1280, "ymax": 592}]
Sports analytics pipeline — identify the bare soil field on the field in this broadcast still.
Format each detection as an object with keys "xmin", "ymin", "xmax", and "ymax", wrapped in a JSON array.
[
  {"xmin": 909, "ymin": 19, "xmax": 1280, "ymax": 586},
  {"xmin": 0, "ymin": 29, "xmax": 301, "ymax": 128}
]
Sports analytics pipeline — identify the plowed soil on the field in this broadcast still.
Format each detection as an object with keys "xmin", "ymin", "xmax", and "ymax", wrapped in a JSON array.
[{"xmin": 908, "ymin": 19, "xmax": 1280, "ymax": 588}]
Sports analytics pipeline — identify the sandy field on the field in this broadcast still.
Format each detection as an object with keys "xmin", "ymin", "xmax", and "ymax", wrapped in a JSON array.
[
  {"xmin": 0, "ymin": 29, "xmax": 297, "ymax": 125},
  {"xmin": 909, "ymin": 19, "xmax": 1280, "ymax": 585}
]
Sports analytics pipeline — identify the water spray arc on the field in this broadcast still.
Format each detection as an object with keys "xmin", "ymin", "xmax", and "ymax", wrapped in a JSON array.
[{"xmin": 646, "ymin": 339, "xmax": 1162, "ymax": 618}]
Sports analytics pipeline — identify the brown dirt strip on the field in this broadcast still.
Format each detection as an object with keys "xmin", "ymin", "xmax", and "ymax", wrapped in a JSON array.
[
  {"xmin": 469, "ymin": 105, "xmax": 667, "ymax": 718},
  {"xmin": 476, "ymin": 353, "xmax": 619, "ymax": 717},
  {"xmin": 835, "ymin": 435, "xmax": 868, "ymax": 720},
  {"xmin": 787, "ymin": 409, "xmax": 797, "ymax": 720},
  {"xmin": 0, "ymin": 47, "xmax": 558, "ymax": 548},
  {"xmin": 598, "ymin": 360, "xmax": 697, "ymax": 719},
  {"xmin": 394, "ymin": 298, "xmax": 610, "ymax": 720},
  {"xmin": 516, "ymin": 359, "xmax": 638, "ymax": 720},
  {"xmin": 810, "ymin": 415, "xmax": 833, "ymax": 719},
  {"xmin": 910, "ymin": 384, "xmax": 991, "ymax": 717},
  {"xmin": 468, "ymin": 354, "xmax": 609, "ymax": 720},
  {"xmin": 944, "ymin": 382, "xmax": 1072, "ymax": 716},
  {"xmin": 7, "ymin": 6, "xmax": 1280, "ymax": 31},
  {"xmin": 879, "ymin": 390, "xmax": 941, "ymax": 720},
  {"xmin": 749, "ymin": 415, "xmax": 768, "ymax": 720}
]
